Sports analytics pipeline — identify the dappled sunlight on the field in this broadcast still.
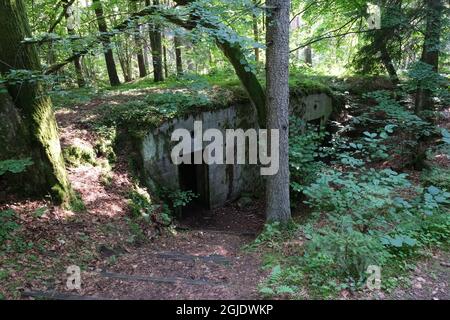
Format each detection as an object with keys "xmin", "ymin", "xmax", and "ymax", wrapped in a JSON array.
[
  {"xmin": 67, "ymin": 165, "xmax": 128, "ymax": 218},
  {"xmin": 193, "ymin": 246, "xmax": 231, "ymax": 257},
  {"xmin": 1, "ymin": 0, "xmax": 448, "ymax": 302}
]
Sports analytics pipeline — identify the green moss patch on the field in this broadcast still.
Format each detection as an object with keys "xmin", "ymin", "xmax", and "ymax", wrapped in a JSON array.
[{"xmin": 62, "ymin": 144, "xmax": 97, "ymax": 167}]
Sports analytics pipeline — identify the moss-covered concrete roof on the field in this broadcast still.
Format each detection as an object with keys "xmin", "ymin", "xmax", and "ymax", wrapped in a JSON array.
[{"xmin": 55, "ymin": 73, "xmax": 335, "ymax": 139}]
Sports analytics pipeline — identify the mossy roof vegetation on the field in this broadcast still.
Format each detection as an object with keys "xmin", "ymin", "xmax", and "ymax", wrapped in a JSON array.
[{"xmin": 84, "ymin": 73, "xmax": 334, "ymax": 139}]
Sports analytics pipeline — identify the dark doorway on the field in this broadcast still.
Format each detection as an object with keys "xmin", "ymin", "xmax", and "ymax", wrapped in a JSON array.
[{"xmin": 178, "ymin": 152, "xmax": 210, "ymax": 214}]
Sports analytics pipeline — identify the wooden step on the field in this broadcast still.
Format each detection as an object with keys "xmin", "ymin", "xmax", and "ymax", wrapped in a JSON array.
[
  {"xmin": 153, "ymin": 251, "xmax": 231, "ymax": 265},
  {"xmin": 100, "ymin": 271, "xmax": 226, "ymax": 286},
  {"xmin": 22, "ymin": 290, "xmax": 109, "ymax": 300}
]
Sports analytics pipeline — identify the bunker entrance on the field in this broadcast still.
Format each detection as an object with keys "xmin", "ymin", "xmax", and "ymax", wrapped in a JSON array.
[{"xmin": 178, "ymin": 153, "xmax": 210, "ymax": 214}]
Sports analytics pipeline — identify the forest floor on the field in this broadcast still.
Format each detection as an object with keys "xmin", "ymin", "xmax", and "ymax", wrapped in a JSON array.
[{"xmin": 0, "ymin": 87, "xmax": 448, "ymax": 300}]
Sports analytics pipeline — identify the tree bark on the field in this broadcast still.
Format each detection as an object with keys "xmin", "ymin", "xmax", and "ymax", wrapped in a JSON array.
[
  {"xmin": 174, "ymin": 35, "xmax": 184, "ymax": 76},
  {"xmin": 304, "ymin": 45, "xmax": 312, "ymax": 66},
  {"xmin": 146, "ymin": 0, "xmax": 164, "ymax": 82},
  {"xmin": 130, "ymin": 0, "xmax": 147, "ymax": 78},
  {"xmin": 0, "ymin": 0, "xmax": 72, "ymax": 203},
  {"xmin": 378, "ymin": 0, "xmax": 400, "ymax": 85},
  {"xmin": 92, "ymin": 0, "xmax": 121, "ymax": 86},
  {"xmin": 265, "ymin": 0, "xmax": 291, "ymax": 223},
  {"xmin": 253, "ymin": 11, "xmax": 260, "ymax": 62},
  {"xmin": 64, "ymin": 2, "xmax": 85, "ymax": 87},
  {"xmin": 415, "ymin": 0, "xmax": 443, "ymax": 114},
  {"xmin": 217, "ymin": 41, "xmax": 267, "ymax": 126},
  {"xmin": 162, "ymin": 34, "xmax": 169, "ymax": 79}
]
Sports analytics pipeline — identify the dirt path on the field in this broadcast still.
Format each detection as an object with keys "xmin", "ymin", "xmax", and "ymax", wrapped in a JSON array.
[{"xmin": 49, "ymin": 101, "xmax": 268, "ymax": 300}]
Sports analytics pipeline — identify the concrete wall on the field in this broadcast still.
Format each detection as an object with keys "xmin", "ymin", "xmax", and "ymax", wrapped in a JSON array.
[{"xmin": 140, "ymin": 93, "xmax": 334, "ymax": 209}]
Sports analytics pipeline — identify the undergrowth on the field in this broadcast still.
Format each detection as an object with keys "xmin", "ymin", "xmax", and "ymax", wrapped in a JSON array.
[{"xmin": 255, "ymin": 91, "xmax": 450, "ymax": 299}]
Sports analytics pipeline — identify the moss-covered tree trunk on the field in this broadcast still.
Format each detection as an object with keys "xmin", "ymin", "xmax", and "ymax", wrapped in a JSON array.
[
  {"xmin": 0, "ymin": 0, "xmax": 72, "ymax": 203},
  {"xmin": 216, "ymin": 41, "xmax": 267, "ymax": 127},
  {"xmin": 92, "ymin": 0, "xmax": 121, "ymax": 86}
]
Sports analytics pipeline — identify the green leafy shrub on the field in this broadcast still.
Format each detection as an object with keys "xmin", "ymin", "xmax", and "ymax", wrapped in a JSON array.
[
  {"xmin": 259, "ymin": 265, "xmax": 302, "ymax": 297},
  {"xmin": 128, "ymin": 187, "xmax": 158, "ymax": 219},
  {"xmin": 63, "ymin": 144, "xmax": 96, "ymax": 166},
  {"xmin": 0, "ymin": 158, "xmax": 33, "ymax": 176},
  {"xmin": 94, "ymin": 126, "xmax": 117, "ymax": 164},
  {"xmin": 157, "ymin": 187, "xmax": 198, "ymax": 220},
  {"xmin": 0, "ymin": 210, "xmax": 33, "ymax": 253},
  {"xmin": 421, "ymin": 166, "xmax": 450, "ymax": 191},
  {"xmin": 0, "ymin": 210, "xmax": 20, "ymax": 245},
  {"xmin": 303, "ymin": 168, "xmax": 410, "ymax": 225},
  {"xmin": 354, "ymin": 91, "xmax": 436, "ymax": 167},
  {"xmin": 405, "ymin": 62, "xmax": 450, "ymax": 107},
  {"xmin": 289, "ymin": 117, "xmax": 326, "ymax": 197},
  {"xmin": 68, "ymin": 194, "xmax": 86, "ymax": 212},
  {"xmin": 303, "ymin": 225, "xmax": 391, "ymax": 293}
]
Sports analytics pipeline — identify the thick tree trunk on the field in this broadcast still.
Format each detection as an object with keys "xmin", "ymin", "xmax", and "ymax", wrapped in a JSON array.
[
  {"xmin": 92, "ymin": 0, "xmax": 121, "ymax": 86},
  {"xmin": 174, "ymin": 36, "xmax": 184, "ymax": 76},
  {"xmin": 0, "ymin": 0, "xmax": 72, "ymax": 203},
  {"xmin": 378, "ymin": 0, "xmax": 400, "ymax": 85},
  {"xmin": 265, "ymin": 0, "xmax": 291, "ymax": 223},
  {"xmin": 415, "ymin": 0, "xmax": 443, "ymax": 114},
  {"xmin": 64, "ymin": 2, "xmax": 85, "ymax": 88},
  {"xmin": 146, "ymin": 0, "xmax": 164, "ymax": 82},
  {"xmin": 130, "ymin": 0, "xmax": 147, "ymax": 78},
  {"xmin": 137, "ymin": 45, "xmax": 147, "ymax": 78}
]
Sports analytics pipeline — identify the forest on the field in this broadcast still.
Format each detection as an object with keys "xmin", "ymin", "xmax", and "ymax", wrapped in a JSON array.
[{"xmin": 0, "ymin": 0, "xmax": 449, "ymax": 301}]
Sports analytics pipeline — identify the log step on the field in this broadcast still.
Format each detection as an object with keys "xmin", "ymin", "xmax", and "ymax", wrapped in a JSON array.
[
  {"xmin": 153, "ymin": 251, "xmax": 231, "ymax": 265},
  {"xmin": 100, "ymin": 271, "xmax": 226, "ymax": 286},
  {"xmin": 22, "ymin": 290, "xmax": 109, "ymax": 300}
]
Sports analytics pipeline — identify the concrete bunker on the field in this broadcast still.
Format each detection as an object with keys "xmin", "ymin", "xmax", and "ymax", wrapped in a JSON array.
[{"xmin": 140, "ymin": 91, "xmax": 335, "ymax": 211}]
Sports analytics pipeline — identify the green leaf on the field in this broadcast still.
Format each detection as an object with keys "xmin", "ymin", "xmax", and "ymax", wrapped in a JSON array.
[
  {"xmin": 276, "ymin": 285, "xmax": 296, "ymax": 294},
  {"xmin": 259, "ymin": 287, "xmax": 274, "ymax": 295},
  {"xmin": 427, "ymin": 186, "xmax": 440, "ymax": 195},
  {"xmin": 0, "ymin": 158, "xmax": 34, "ymax": 176}
]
